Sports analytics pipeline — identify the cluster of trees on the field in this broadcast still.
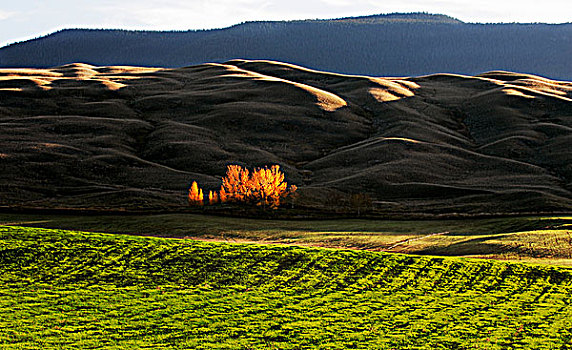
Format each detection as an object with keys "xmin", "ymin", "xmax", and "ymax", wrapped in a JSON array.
[{"xmin": 189, "ymin": 165, "xmax": 297, "ymax": 209}]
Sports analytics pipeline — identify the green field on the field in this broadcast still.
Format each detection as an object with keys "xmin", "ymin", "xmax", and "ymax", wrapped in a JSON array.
[
  {"xmin": 2, "ymin": 225, "xmax": 572, "ymax": 349},
  {"xmin": 1, "ymin": 213, "xmax": 571, "ymax": 265}
]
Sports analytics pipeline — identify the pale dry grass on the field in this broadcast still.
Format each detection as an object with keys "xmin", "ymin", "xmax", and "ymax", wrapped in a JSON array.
[{"xmin": 217, "ymin": 63, "xmax": 348, "ymax": 111}]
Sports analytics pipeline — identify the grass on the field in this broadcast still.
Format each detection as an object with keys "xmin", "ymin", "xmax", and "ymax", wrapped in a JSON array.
[
  {"xmin": 1, "ymin": 213, "xmax": 571, "ymax": 265},
  {"xmin": 2, "ymin": 225, "xmax": 572, "ymax": 349}
]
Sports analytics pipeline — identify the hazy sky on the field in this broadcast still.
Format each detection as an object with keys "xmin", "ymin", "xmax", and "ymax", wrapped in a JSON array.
[{"xmin": 1, "ymin": 0, "xmax": 570, "ymax": 47}]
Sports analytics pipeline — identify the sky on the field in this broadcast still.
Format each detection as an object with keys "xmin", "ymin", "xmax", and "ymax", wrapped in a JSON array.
[{"xmin": 1, "ymin": 0, "xmax": 570, "ymax": 47}]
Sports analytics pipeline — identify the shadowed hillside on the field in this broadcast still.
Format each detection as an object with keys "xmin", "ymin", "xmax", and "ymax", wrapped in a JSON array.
[
  {"xmin": 1, "ymin": 13, "xmax": 571, "ymax": 80},
  {"xmin": 0, "ymin": 60, "xmax": 571, "ymax": 215}
]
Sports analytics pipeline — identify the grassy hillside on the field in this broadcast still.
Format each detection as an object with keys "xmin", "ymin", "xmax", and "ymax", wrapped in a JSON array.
[
  {"xmin": 1, "ymin": 61, "xmax": 571, "ymax": 215},
  {"xmin": 2, "ymin": 225, "xmax": 572, "ymax": 348}
]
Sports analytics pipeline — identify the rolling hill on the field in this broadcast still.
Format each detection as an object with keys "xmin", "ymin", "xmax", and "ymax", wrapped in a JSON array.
[
  {"xmin": 2, "ymin": 225, "xmax": 572, "ymax": 348},
  {"xmin": 1, "ymin": 60, "xmax": 571, "ymax": 215},
  {"xmin": 1, "ymin": 13, "xmax": 571, "ymax": 80}
]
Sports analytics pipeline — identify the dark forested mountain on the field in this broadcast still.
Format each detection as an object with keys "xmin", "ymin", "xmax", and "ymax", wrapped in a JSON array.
[{"xmin": 1, "ymin": 13, "xmax": 571, "ymax": 79}]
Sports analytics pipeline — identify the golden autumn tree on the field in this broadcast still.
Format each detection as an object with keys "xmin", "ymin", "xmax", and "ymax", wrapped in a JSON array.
[
  {"xmin": 188, "ymin": 181, "xmax": 204, "ymax": 206},
  {"xmin": 208, "ymin": 190, "xmax": 219, "ymax": 205},
  {"xmin": 220, "ymin": 165, "xmax": 251, "ymax": 203},
  {"xmin": 249, "ymin": 165, "xmax": 290, "ymax": 208}
]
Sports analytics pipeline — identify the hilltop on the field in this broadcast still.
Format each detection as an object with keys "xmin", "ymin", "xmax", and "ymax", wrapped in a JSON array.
[
  {"xmin": 1, "ymin": 60, "xmax": 571, "ymax": 215},
  {"xmin": 0, "ymin": 13, "xmax": 571, "ymax": 79}
]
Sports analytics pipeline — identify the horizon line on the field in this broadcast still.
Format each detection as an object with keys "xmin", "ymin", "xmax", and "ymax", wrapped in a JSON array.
[{"xmin": 2, "ymin": 11, "xmax": 571, "ymax": 49}]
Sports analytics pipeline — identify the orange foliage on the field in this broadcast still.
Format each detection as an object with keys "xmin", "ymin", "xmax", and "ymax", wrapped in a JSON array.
[
  {"xmin": 208, "ymin": 190, "xmax": 219, "ymax": 205},
  {"xmin": 219, "ymin": 187, "xmax": 228, "ymax": 203},
  {"xmin": 248, "ymin": 165, "xmax": 291, "ymax": 208},
  {"xmin": 188, "ymin": 165, "xmax": 297, "ymax": 209},
  {"xmin": 221, "ymin": 165, "xmax": 252, "ymax": 203},
  {"xmin": 188, "ymin": 181, "xmax": 204, "ymax": 206}
]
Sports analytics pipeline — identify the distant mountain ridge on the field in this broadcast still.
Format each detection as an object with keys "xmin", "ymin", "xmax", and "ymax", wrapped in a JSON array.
[
  {"xmin": 271, "ymin": 13, "xmax": 464, "ymax": 24},
  {"xmin": 1, "ymin": 13, "xmax": 571, "ymax": 79}
]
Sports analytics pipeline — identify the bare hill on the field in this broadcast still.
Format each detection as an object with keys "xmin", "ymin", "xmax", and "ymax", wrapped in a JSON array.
[{"xmin": 1, "ymin": 60, "xmax": 571, "ymax": 215}]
